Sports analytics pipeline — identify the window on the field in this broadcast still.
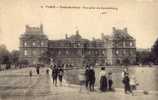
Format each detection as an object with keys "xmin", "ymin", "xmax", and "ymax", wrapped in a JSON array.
[
  {"xmin": 41, "ymin": 50, "xmax": 44, "ymax": 54},
  {"xmin": 32, "ymin": 50, "xmax": 37, "ymax": 56},
  {"xmin": 58, "ymin": 51, "xmax": 61, "ymax": 55},
  {"xmin": 32, "ymin": 42, "xmax": 36, "ymax": 46},
  {"xmin": 130, "ymin": 50, "xmax": 133, "ymax": 56},
  {"xmin": 77, "ymin": 50, "xmax": 81, "ymax": 55},
  {"xmin": 41, "ymin": 42, "xmax": 44, "ymax": 46},
  {"xmin": 24, "ymin": 50, "xmax": 28, "ymax": 56},
  {"xmin": 123, "ymin": 42, "xmax": 126, "ymax": 47},
  {"xmin": 95, "ymin": 51, "xmax": 98, "ymax": 54},
  {"xmin": 102, "ymin": 50, "xmax": 105, "ymax": 55},
  {"xmin": 130, "ymin": 42, "xmax": 133, "ymax": 47},
  {"xmin": 66, "ymin": 50, "xmax": 69, "ymax": 55},
  {"xmin": 116, "ymin": 50, "xmax": 119, "ymax": 55},
  {"xmin": 88, "ymin": 51, "xmax": 91, "ymax": 55},
  {"xmin": 24, "ymin": 42, "xmax": 27, "ymax": 47},
  {"xmin": 123, "ymin": 50, "xmax": 126, "ymax": 55}
]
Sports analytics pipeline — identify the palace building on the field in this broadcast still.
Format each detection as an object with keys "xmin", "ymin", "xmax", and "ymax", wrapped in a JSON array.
[{"xmin": 19, "ymin": 25, "xmax": 136, "ymax": 66}]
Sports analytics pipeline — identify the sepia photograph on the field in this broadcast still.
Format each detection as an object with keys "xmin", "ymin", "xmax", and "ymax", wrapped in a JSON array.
[{"xmin": 0, "ymin": 0, "xmax": 158, "ymax": 100}]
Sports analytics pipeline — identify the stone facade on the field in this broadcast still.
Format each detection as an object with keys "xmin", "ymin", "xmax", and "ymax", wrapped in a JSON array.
[
  {"xmin": 19, "ymin": 24, "xmax": 48, "ymax": 64},
  {"xmin": 102, "ymin": 27, "xmax": 136, "ymax": 65},
  {"xmin": 19, "ymin": 25, "xmax": 136, "ymax": 66}
]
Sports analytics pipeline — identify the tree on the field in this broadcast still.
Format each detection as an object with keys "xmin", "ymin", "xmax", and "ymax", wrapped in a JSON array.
[
  {"xmin": 39, "ymin": 51, "xmax": 50, "ymax": 64},
  {"xmin": 18, "ymin": 59, "xmax": 28, "ymax": 64},
  {"xmin": 122, "ymin": 58, "xmax": 130, "ymax": 66},
  {"xmin": 136, "ymin": 50, "xmax": 152, "ymax": 65},
  {"xmin": 10, "ymin": 50, "xmax": 20, "ymax": 64},
  {"xmin": 151, "ymin": 38, "xmax": 158, "ymax": 64},
  {"xmin": 0, "ymin": 44, "xmax": 11, "ymax": 64}
]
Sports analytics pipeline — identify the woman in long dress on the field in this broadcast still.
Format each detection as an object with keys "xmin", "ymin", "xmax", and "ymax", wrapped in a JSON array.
[{"xmin": 99, "ymin": 67, "xmax": 107, "ymax": 92}]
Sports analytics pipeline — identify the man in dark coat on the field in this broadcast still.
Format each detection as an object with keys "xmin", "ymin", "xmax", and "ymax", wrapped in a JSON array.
[
  {"xmin": 122, "ymin": 73, "xmax": 132, "ymax": 94},
  {"xmin": 89, "ymin": 66, "xmax": 95, "ymax": 91},
  {"xmin": 36, "ymin": 65, "xmax": 40, "ymax": 75},
  {"xmin": 85, "ymin": 66, "xmax": 90, "ymax": 89},
  {"xmin": 52, "ymin": 65, "xmax": 58, "ymax": 86},
  {"xmin": 58, "ymin": 67, "xmax": 64, "ymax": 86}
]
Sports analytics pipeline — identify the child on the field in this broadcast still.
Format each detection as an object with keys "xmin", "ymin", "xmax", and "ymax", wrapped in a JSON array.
[
  {"xmin": 58, "ymin": 68, "xmax": 64, "ymax": 86},
  {"xmin": 46, "ymin": 69, "xmax": 49, "ymax": 75},
  {"xmin": 78, "ymin": 72, "xmax": 85, "ymax": 92},
  {"xmin": 107, "ymin": 72, "xmax": 113, "ymax": 91},
  {"xmin": 122, "ymin": 73, "xmax": 132, "ymax": 94},
  {"xmin": 130, "ymin": 75, "xmax": 138, "ymax": 95},
  {"xmin": 29, "ymin": 70, "xmax": 32, "ymax": 77}
]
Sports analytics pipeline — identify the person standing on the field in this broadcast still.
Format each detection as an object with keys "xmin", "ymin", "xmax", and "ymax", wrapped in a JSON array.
[
  {"xmin": 29, "ymin": 70, "xmax": 32, "ymax": 77},
  {"xmin": 46, "ymin": 69, "xmax": 49, "ymax": 75},
  {"xmin": 52, "ymin": 65, "xmax": 58, "ymax": 86},
  {"xmin": 130, "ymin": 75, "xmax": 138, "ymax": 95},
  {"xmin": 122, "ymin": 68, "xmax": 128, "ymax": 78},
  {"xmin": 89, "ymin": 66, "xmax": 95, "ymax": 91},
  {"xmin": 122, "ymin": 73, "xmax": 132, "ymax": 94},
  {"xmin": 99, "ymin": 67, "xmax": 107, "ymax": 92},
  {"xmin": 107, "ymin": 72, "xmax": 113, "ymax": 91},
  {"xmin": 85, "ymin": 66, "xmax": 90, "ymax": 89},
  {"xmin": 36, "ymin": 65, "xmax": 40, "ymax": 75},
  {"xmin": 58, "ymin": 67, "xmax": 64, "ymax": 86},
  {"xmin": 78, "ymin": 71, "xmax": 86, "ymax": 92}
]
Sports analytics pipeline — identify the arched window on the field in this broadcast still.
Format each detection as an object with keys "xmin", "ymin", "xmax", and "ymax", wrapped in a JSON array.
[
  {"xmin": 123, "ymin": 49, "xmax": 126, "ymax": 55},
  {"xmin": 41, "ymin": 50, "xmax": 44, "ymax": 54},
  {"xmin": 32, "ymin": 42, "xmax": 36, "ymax": 46},
  {"xmin": 24, "ymin": 50, "xmax": 28, "ymax": 56},
  {"xmin": 58, "ymin": 51, "xmax": 61, "ymax": 55},
  {"xmin": 24, "ymin": 42, "xmax": 27, "ymax": 47},
  {"xmin": 116, "ymin": 50, "xmax": 119, "ymax": 55},
  {"xmin": 41, "ymin": 41, "xmax": 44, "ymax": 46},
  {"xmin": 66, "ymin": 50, "xmax": 69, "ymax": 55},
  {"xmin": 130, "ymin": 42, "xmax": 133, "ymax": 47},
  {"xmin": 32, "ymin": 50, "xmax": 37, "ymax": 56}
]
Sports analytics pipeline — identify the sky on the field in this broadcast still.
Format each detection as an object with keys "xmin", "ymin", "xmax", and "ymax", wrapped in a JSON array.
[{"xmin": 0, "ymin": 0, "xmax": 158, "ymax": 51}]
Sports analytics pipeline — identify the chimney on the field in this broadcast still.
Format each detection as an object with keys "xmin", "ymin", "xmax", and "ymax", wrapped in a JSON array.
[
  {"xmin": 76, "ymin": 30, "xmax": 79, "ymax": 35},
  {"xmin": 25, "ymin": 25, "xmax": 30, "ymax": 33},
  {"xmin": 112, "ymin": 27, "xmax": 116, "ymax": 33},
  {"xmin": 65, "ymin": 34, "xmax": 68, "ymax": 39},
  {"xmin": 101, "ymin": 33, "xmax": 104, "ymax": 39},
  {"xmin": 124, "ymin": 27, "xmax": 127, "ymax": 33},
  {"xmin": 40, "ymin": 24, "xmax": 43, "ymax": 32}
]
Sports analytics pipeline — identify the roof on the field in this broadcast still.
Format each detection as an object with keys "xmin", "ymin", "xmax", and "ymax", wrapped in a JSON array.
[
  {"xmin": 66, "ymin": 30, "xmax": 88, "ymax": 42},
  {"xmin": 112, "ymin": 28, "xmax": 135, "ymax": 40}
]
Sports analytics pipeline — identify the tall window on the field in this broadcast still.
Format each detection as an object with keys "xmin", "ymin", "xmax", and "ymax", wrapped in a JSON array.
[
  {"xmin": 123, "ymin": 49, "xmax": 126, "ymax": 55},
  {"xmin": 123, "ymin": 41, "xmax": 126, "ymax": 47},
  {"xmin": 58, "ymin": 51, "xmax": 61, "ymax": 55},
  {"xmin": 32, "ymin": 42, "xmax": 36, "ymax": 46},
  {"xmin": 41, "ymin": 50, "xmax": 44, "ymax": 54},
  {"xmin": 66, "ymin": 50, "xmax": 69, "ymax": 55},
  {"xmin": 24, "ymin": 42, "xmax": 27, "ymax": 47},
  {"xmin": 130, "ymin": 42, "xmax": 133, "ymax": 47},
  {"xmin": 41, "ymin": 41, "xmax": 44, "ymax": 46},
  {"xmin": 32, "ymin": 50, "xmax": 37, "ymax": 56},
  {"xmin": 24, "ymin": 50, "xmax": 28, "ymax": 56},
  {"xmin": 116, "ymin": 50, "xmax": 119, "ymax": 55}
]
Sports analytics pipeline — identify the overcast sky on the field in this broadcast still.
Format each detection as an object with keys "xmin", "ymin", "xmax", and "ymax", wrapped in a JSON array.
[{"xmin": 0, "ymin": 0, "xmax": 158, "ymax": 51}]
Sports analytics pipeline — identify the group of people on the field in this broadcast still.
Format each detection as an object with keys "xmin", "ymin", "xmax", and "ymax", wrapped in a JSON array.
[
  {"xmin": 78, "ymin": 66, "xmax": 96, "ymax": 92},
  {"xmin": 79, "ymin": 66, "xmax": 138, "ymax": 94},
  {"xmin": 99, "ymin": 67, "xmax": 113, "ymax": 92},
  {"xmin": 51, "ymin": 64, "xmax": 64, "ymax": 86},
  {"xmin": 85, "ymin": 66, "xmax": 96, "ymax": 91},
  {"xmin": 34, "ymin": 63, "xmax": 138, "ymax": 95},
  {"xmin": 29, "ymin": 64, "xmax": 64, "ymax": 87},
  {"xmin": 122, "ymin": 68, "xmax": 138, "ymax": 95},
  {"xmin": 78, "ymin": 65, "xmax": 114, "ymax": 92}
]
